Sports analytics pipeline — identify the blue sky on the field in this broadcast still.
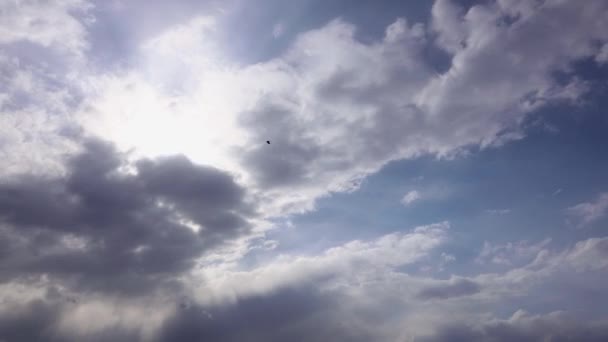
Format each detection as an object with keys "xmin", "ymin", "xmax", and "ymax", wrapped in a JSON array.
[{"xmin": 1, "ymin": 0, "xmax": 608, "ymax": 341}]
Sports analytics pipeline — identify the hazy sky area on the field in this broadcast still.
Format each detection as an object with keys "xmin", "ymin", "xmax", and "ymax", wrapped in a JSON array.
[{"xmin": 2, "ymin": 0, "xmax": 608, "ymax": 341}]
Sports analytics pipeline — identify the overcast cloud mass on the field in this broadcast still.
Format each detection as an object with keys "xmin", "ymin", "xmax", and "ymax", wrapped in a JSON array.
[{"xmin": 1, "ymin": 0, "xmax": 608, "ymax": 340}]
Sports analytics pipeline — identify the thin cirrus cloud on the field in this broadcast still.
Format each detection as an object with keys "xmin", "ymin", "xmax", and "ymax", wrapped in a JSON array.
[{"xmin": 1, "ymin": 0, "xmax": 608, "ymax": 341}]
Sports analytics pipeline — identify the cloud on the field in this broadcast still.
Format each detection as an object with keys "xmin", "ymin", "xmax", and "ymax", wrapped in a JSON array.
[
  {"xmin": 475, "ymin": 238, "xmax": 551, "ymax": 266},
  {"xmin": 0, "ymin": 285, "xmax": 173, "ymax": 342},
  {"xmin": 417, "ymin": 278, "xmax": 481, "ymax": 300},
  {"xmin": 485, "ymin": 208, "xmax": 511, "ymax": 215},
  {"xmin": 0, "ymin": 221, "xmax": 450, "ymax": 341},
  {"xmin": 1, "ymin": 1, "xmax": 608, "ymax": 341},
  {"xmin": 84, "ymin": 0, "xmax": 225, "ymax": 67},
  {"xmin": 0, "ymin": 138, "xmax": 255, "ymax": 295},
  {"xmin": 1, "ymin": 223, "xmax": 608, "ymax": 341},
  {"xmin": 568, "ymin": 192, "xmax": 608, "ymax": 228},
  {"xmin": 68, "ymin": 0, "xmax": 608, "ymax": 221},
  {"xmin": 158, "ymin": 287, "xmax": 379, "ymax": 342},
  {"xmin": 190, "ymin": 221, "xmax": 451, "ymax": 305},
  {"xmin": 418, "ymin": 310, "xmax": 608, "ymax": 342},
  {"xmin": 597, "ymin": 43, "xmax": 608, "ymax": 64},
  {"xmin": 0, "ymin": 2, "xmax": 89, "ymax": 179},
  {"xmin": 233, "ymin": 0, "xmax": 608, "ymax": 216},
  {"xmin": 0, "ymin": 299, "xmax": 62, "ymax": 342},
  {"xmin": 0, "ymin": 1, "xmax": 96, "ymax": 180},
  {"xmin": 0, "ymin": 0, "xmax": 91, "ymax": 55},
  {"xmin": 401, "ymin": 190, "xmax": 421, "ymax": 206},
  {"xmin": 471, "ymin": 236, "xmax": 608, "ymax": 306}
]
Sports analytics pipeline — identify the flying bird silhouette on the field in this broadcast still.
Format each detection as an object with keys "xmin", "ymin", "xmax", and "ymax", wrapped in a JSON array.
[{"xmin": 266, "ymin": 140, "xmax": 270, "ymax": 144}]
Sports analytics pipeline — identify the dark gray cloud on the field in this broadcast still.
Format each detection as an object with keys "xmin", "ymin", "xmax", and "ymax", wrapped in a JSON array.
[
  {"xmin": 239, "ymin": 99, "xmax": 324, "ymax": 189},
  {"xmin": 417, "ymin": 279, "xmax": 481, "ymax": 300},
  {"xmin": 0, "ymin": 138, "xmax": 254, "ymax": 295},
  {"xmin": 4, "ymin": 286, "xmax": 608, "ymax": 342},
  {"xmin": 0, "ymin": 286, "xmax": 376, "ymax": 342},
  {"xmin": 0, "ymin": 298, "xmax": 142, "ymax": 342},
  {"xmin": 159, "ymin": 287, "xmax": 376, "ymax": 342},
  {"xmin": 0, "ymin": 299, "xmax": 61, "ymax": 342}
]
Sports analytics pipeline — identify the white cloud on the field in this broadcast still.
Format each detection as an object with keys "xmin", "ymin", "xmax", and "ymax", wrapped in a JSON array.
[
  {"xmin": 76, "ymin": 15, "xmax": 259, "ymax": 177},
  {"xmin": 475, "ymin": 238, "xmax": 551, "ymax": 266},
  {"xmin": 0, "ymin": 0, "xmax": 91, "ymax": 56},
  {"xmin": 188, "ymin": 221, "xmax": 450, "ymax": 305},
  {"xmin": 70, "ymin": 1, "xmax": 608, "ymax": 221},
  {"xmin": 0, "ymin": 106, "xmax": 80, "ymax": 178},
  {"xmin": 0, "ymin": 1, "xmax": 91, "ymax": 179},
  {"xmin": 472, "ymin": 236, "xmax": 608, "ymax": 304},
  {"xmin": 568, "ymin": 192, "xmax": 608, "ymax": 228},
  {"xmin": 233, "ymin": 0, "xmax": 608, "ymax": 216},
  {"xmin": 184, "ymin": 234, "xmax": 608, "ymax": 339},
  {"xmin": 401, "ymin": 190, "xmax": 421, "ymax": 206}
]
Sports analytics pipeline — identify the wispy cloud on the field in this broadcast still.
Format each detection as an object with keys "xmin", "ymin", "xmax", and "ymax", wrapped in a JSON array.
[
  {"xmin": 476, "ymin": 238, "xmax": 552, "ymax": 266},
  {"xmin": 272, "ymin": 22, "xmax": 285, "ymax": 38},
  {"xmin": 568, "ymin": 193, "xmax": 608, "ymax": 228},
  {"xmin": 401, "ymin": 190, "xmax": 421, "ymax": 206},
  {"xmin": 485, "ymin": 208, "xmax": 511, "ymax": 215}
]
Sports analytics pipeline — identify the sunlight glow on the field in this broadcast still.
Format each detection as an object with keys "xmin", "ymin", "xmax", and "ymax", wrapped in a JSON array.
[{"xmin": 79, "ymin": 16, "xmax": 251, "ymax": 175}]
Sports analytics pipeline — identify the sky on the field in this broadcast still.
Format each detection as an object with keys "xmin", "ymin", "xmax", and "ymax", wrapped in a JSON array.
[{"xmin": 1, "ymin": 0, "xmax": 608, "ymax": 341}]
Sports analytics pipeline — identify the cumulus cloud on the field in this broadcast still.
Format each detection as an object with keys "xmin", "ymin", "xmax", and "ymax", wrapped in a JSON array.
[
  {"xmin": 174, "ymin": 231, "xmax": 608, "ymax": 341},
  {"xmin": 77, "ymin": 0, "xmax": 608, "ymax": 219},
  {"xmin": 158, "ymin": 287, "xmax": 380, "ymax": 342},
  {"xmin": 568, "ymin": 192, "xmax": 608, "ymax": 228},
  {"xmin": 1, "ymin": 0, "xmax": 606, "ymax": 218},
  {"xmin": 0, "ymin": 138, "xmax": 255, "ymax": 295},
  {"xmin": 0, "ymin": 220, "xmax": 451, "ymax": 341},
  {"xmin": 234, "ymin": 0, "xmax": 608, "ymax": 216},
  {"xmin": 1, "ymin": 220, "xmax": 608, "ymax": 340}
]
